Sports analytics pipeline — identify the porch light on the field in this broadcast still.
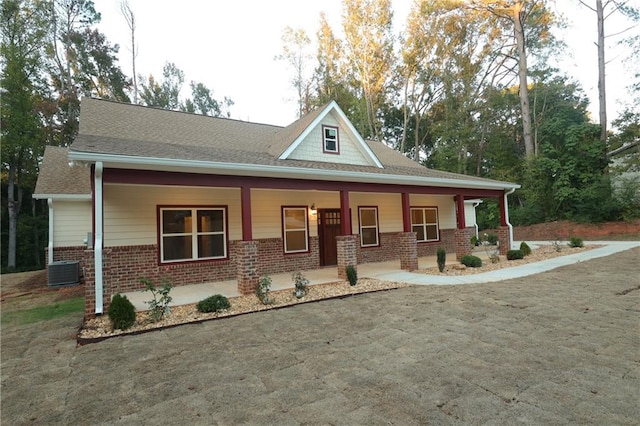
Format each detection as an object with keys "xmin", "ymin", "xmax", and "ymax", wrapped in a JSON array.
[{"xmin": 310, "ymin": 203, "xmax": 317, "ymax": 215}]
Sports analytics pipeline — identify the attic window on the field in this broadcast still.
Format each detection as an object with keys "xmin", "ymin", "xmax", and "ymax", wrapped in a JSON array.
[{"xmin": 322, "ymin": 125, "xmax": 339, "ymax": 154}]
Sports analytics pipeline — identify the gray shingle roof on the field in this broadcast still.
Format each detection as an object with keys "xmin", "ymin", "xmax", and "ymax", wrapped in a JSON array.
[
  {"xmin": 34, "ymin": 146, "xmax": 91, "ymax": 196},
  {"xmin": 70, "ymin": 98, "xmax": 516, "ymax": 188}
]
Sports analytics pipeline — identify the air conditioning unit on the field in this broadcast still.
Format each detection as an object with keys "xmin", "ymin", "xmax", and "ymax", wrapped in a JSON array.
[{"xmin": 48, "ymin": 260, "xmax": 80, "ymax": 288}]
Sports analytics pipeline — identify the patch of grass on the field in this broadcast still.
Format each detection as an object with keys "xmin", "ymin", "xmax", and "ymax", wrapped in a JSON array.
[{"xmin": 1, "ymin": 297, "xmax": 84, "ymax": 326}]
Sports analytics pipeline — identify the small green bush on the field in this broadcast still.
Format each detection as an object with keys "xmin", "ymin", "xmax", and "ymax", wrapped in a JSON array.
[
  {"xmin": 519, "ymin": 241, "xmax": 532, "ymax": 256},
  {"xmin": 506, "ymin": 249, "xmax": 524, "ymax": 260},
  {"xmin": 346, "ymin": 265, "xmax": 358, "ymax": 286},
  {"xmin": 292, "ymin": 271, "xmax": 310, "ymax": 297},
  {"xmin": 470, "ymin": 235, "xmax": 478, "ymax": 247},
  {"xmin": 486, "ymin": 233, "xmax": 498, "ymax": 245},
  {"xmin": 108, "ymin": 293, "xmax": 136, "ymax": 330},
  {"xmin": 256, "ymin": 275, "xmax": 273, "ymax": 304},
  {"xmin": 197, "ymin": 294, "xmax": 231, "ymax": 313},
  {"xmin": 569, "ymin": 236, "xmax": 584, "ymax": 248},
  {"xmin": 461, "ymin": 255, "xmax": 482, "ymax": 268},
  {"xmin": 436, "ymin": 247, "xmax": 446, "ymax": 272}
]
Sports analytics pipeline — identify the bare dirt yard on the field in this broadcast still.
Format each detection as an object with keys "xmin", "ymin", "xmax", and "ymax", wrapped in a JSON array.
[{"xmin": 1, "ymin": 247, "xmax": 638, "ymax": 424}]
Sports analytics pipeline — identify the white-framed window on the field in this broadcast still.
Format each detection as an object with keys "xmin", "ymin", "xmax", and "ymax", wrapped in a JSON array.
[
  {"xmin": 359, "ymin": 207, "xmax": 379, "ymax": 247},
  {"xmin": 160, "ymin": 207, "xmax": 227, "ymax": 263},
  {"xmin": 410, "ymin": 207, "xmax": 439, "ymax": 242},
  {"xmin": 322, "ymin": 125, "xmax": 339, "ymax": 153},
  {"xmin": 282, "ymin": 207, "xmax": 309, "ymax": 253}
]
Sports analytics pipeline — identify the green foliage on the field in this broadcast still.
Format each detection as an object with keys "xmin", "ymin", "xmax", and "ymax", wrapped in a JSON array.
[
  {"xmin": 292, "ymin": 271, "xmax": 309, "ymax": 298},
  {"xmin": 346, "ymin": 264, "xmax": 358, "ymax": 286},
  {"xmin": 108, "ymin": 294, "xmax": 136, "ymax": 330},
  {"xmin": 569, "ymin": 236, "xmax": 584, "ymax": 248},
  {"xmin": 436, "ymin": 247, "xmax": 446, "ymax": 272},
  {"xmin": 461, "ymin": 255, "xmax": 482, "ymax": 268},
  {"xmin": 485, "ymin": 233, "xmax": 498, "ymax": 245},
  {"xmin": 197, "ymin": 294, "xmax": 231, "ymax": 313},
  {"xmin": 519, "ymin": 241, "xmax": 532, "ymax": 256},
  {"xmin": 470, "ymin": 235, "xmax": 478, "ymax": 247},
  {"xmin": 1, "ymin": 297, "xmax": 84, "ymax": 326},
  {"xmin": 506, "ymin": 249, "xmax": 524, "ymax": 260},
  {"xmin": 256, "ymin": 275, "xmax": 273, "ymax": 305},
  {"xmin": 140, "ymin": 277, "xmax": 173, "ymax": 322}
]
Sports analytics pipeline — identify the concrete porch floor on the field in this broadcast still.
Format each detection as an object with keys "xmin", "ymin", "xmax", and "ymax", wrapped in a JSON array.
[{"xmin": 122, "ymin": 254, "xmax": 457, "ymax": 311}]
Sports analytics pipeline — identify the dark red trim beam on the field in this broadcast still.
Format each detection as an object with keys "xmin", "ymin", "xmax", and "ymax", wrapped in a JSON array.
[
  {"xmin": 401, "ymin": 192, "xmax": 411, "ymax": 232},
  {"xmin": 456, "ymin": 195, "xmax": 466, "ymax": 229},
  {"xmin": 241, "ymin": 186, "xmax": 252, "ymax": 241},
  {"xmin": 340, "ymin": 190, "xmax": 351, "ymax": 235}
]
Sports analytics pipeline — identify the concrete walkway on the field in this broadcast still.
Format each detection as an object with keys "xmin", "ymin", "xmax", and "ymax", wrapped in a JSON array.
[{"xmin": 124, "ymin": 240, "xmax": 638, "ymax": 310}]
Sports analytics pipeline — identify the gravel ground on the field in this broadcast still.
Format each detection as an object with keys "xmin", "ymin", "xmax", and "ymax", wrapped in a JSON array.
[{"xmin": 1, "ymin": 247, "xmax": 639, "ymax": 425}]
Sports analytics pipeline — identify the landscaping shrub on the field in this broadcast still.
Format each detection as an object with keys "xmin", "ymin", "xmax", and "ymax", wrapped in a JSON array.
[
  {"xmin": 346, "ymin": 265, "xmax": 358, "ymax": 286},
  {"xmin": 486, "ymin": 233, "xmax": 498, "ymax": 245},
  {"xmin": 436, "ymin": 247, "xmax": 446, "ymax": 272},
  {"xmin": 470, "ymin": 235, "xmax": 478, "ymax": 247},
  {"xmin": 292, "ymin": 271, "xmax": 310, "ymax": 297},
  {"xmin": 108, "ymin": 293, "xmax": 136, "ymax": 330},
  {"xmin": 507, "ymin": 249, "xmax": 524, "ymax": 260},
  {"xmin": 256, "ymin": 275, "xmax": 273, "ymax": 304},
  {"xmin": 197, "ymin": 294, "xmax": 230, "ymax": 313},
  {"xmin": 569, "ymin": 236, "xmax": 584, "ymax": 248},
  {"xmin": 461, "ymin": 255, "xmax": 482, "ymax": 268},
  {"xmin": 519, "ymin": 241, "xmax": 532, "ymax": 256},
  {"xmin": 140, "ymin": 277, "xmax": 173, "ymax": 322}
]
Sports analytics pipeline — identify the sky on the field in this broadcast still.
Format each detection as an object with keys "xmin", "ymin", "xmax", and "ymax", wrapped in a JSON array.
[{"xmin": 95, "ymin": 0, "xmax": 637, "ymax": 128}]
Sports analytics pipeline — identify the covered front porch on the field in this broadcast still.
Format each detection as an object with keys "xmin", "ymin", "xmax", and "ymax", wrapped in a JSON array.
[{"xmin": 121, "ymin": 252, "xmax": 489, "ymax": 311}]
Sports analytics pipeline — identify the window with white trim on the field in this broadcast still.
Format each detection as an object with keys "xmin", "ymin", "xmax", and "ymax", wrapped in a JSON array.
[
  {"xmin": 283, "ymin": 207, "xmax": 308, "ymax": 253},
  {"xmin": 322, "ymin": 125, "xmax": 339, "ymax": 153},
  {"xmin": 410, "ymin": 207, "xmax": 439, "ymax": 242},
  {"xmin": 359, "ymin": 207, "xmax": 379, "ymax": 247},
  {"xmin": 160, "ymin": 207, "xmax": 227, "ymax": 262}
]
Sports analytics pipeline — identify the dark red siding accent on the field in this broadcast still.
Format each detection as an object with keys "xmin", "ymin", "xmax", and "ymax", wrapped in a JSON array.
[
  {"xmin": 499, "ymin": 193, "xmax": 508, "ymax": 226},
  {"xmin": 401, "ymin": 192, "xmax": 411, "ymax": 232},
  {"xmin": 91, "ymin": 165, "xmax": 96, "ymax": 247},
  {"xmin": 456, "ymin": 195, "xmax": 466, "ymax": 229},
  {"xmin": 340, "ymin": 190, "xmax": 351, "ymax": 235},
  {"xmin": 102, "ymin": 168, "xmax": 505, "ymax": 198},
  {"xmin": 241, "ymin": 186, "xmax": 252, "ymax": 240}
]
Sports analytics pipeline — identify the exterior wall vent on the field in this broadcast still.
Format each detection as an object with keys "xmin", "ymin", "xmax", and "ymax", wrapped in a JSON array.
[{"xmin": 48, "ymin": 260, "xmax": 80, "ymax": 288}]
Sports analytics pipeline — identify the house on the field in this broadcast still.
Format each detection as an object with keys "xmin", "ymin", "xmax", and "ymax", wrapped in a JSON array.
[{"xmin": 33, "ymin": 98, "xmax": 520, "ymax": 319}]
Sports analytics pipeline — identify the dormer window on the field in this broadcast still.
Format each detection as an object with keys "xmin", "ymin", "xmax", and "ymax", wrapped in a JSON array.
[{"xmin": 322, "ymin": 125, "xmax": 339, "ymax": 154}]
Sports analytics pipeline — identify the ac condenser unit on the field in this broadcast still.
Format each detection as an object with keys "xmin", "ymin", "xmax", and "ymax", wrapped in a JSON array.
[{"xmin": 48, "ymin": 261, "xmax": 80, "ymax": 288}]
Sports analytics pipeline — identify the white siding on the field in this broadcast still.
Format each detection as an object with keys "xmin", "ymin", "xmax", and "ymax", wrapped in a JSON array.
[
  {"xmin": 53, "ymin": 200, "xmax": 92, "ymax": 247},
  {"xmin": 288, "ymin": 112, "xmax": 375, "ymax": 166},
  {"xmin": 409, "ymin": 195, "xmax": 457, "ymax": 229},
  {"xmin": 103, "ymin": 184, "xmax": 241, "ymax": 247},
  {"xmin": 464, "ymin": 202, "xmax": 478, "ymax": 227},
  {"xmin": 251, "ymin": 189, "xmax": 338, "ymax": 239}
]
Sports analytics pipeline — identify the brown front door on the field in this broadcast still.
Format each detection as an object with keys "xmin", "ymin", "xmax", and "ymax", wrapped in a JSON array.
[{"xmin": 318, "ymin": 209, "xmax": 341, "ymax": 266}]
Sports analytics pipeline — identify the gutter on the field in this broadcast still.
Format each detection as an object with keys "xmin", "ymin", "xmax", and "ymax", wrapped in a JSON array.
[
  {"xmin": 504, "ymin": 187, "xmax": 516, "ymax": 249},
  {"xmin": 94, "ymin": 162, "xmax": 104, "ymax": 315},
  {"xmin": 68, "ymin": 151, "xmax": 521, "ymax": 192},
  {"xmin": 47, "ymin": 199, "xmax": 54, "ymax": 265}
]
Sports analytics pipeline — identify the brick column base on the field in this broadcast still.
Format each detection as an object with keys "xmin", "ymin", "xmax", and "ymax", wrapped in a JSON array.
[
  {"xmin": 454, "ymin": 228, "xmax": 473, "ymax": 260},
  {"xmin": 497, "ymin": 226, "xmax": 510, "ymax": 255},
  {"xmin": 237, "ymin": 240, "xmax": 259, "ymax": 295},
  {"xmin": 336, "ymin": 235, "xmax": 357, "ymax": 280},
  {"xmin": 398, "ymin": 232, "xmax": 418, "ymax": 271},
  {"xmin": 83, "ymin": 249, "xmax": 113, "ymax": 320}
]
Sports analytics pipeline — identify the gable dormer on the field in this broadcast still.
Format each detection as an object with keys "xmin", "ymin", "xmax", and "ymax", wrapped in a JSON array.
[{"xmin": 270, "ymin": 101, "xmax": 383, "ymax": 168}]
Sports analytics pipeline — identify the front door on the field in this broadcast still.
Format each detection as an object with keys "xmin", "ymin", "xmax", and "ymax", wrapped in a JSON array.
[{"xmin": 318, "ymin": 209, "xmax": 341, "ymax": 266}]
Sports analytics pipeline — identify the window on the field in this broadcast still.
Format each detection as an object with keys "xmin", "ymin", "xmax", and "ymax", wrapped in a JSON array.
[
  {"xmin": 283, "ymin": 207, "xmax": 309, "ymax": 253},
  {"xmin": 359, "ymin": 207, "xmax": 379, "ymax": 247},
  {"xmin": 160, "ymin": 207, "xmax": 227, "ymax": 263},
  {"xmin": 322, "ymin": 125, "xmax": 339, "ymax": 154},
  {"xmin": 410, "ymin": 207, "xmax": 439, "ymax": 242}
]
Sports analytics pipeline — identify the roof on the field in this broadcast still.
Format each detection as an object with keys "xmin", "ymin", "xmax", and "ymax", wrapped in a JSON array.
[
  {"xmin": 33, "ymin": 146, "xmax": 91, "ymax": 199},
  {"xmin": 67, "ymin": 98, "xmax": 519, "ymax": 191}
]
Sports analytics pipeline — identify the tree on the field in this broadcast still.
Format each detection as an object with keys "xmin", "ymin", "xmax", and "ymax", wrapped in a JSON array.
[
  {"xmin": 139, "ymin": 62, "xmax": 184, "ymax": 109},
  {"xmin": 120, "ymin": 0, "xmax": 138, "ymax": 103},
  {"xmin": 275, "ymin": 26, "xmax": 313, "ymax": 118},
  {"xmin": 342, "ymin": 0, "xmax": 395, "ymax": 140},
  {"xmin": 1, "ymin": 0, "xmax": 48, "ymax": 270},
  {"xmin": 182, "ymin": 81, "xmax": 234, "ymax": 117}
]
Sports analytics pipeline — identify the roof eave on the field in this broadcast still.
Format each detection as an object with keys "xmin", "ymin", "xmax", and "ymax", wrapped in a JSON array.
[
  {"xmin": 68, "ymin": 151, "xmax": 520, "ymax": 191},
  {"xmin": 33, "ymin": 193, "xmax": 92, "ymax": 200}
]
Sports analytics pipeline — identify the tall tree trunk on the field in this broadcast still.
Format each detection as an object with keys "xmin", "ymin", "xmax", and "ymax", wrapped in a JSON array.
[
  {"xmin": 7, "ymin": 164, "xmax": 21, "ymax": 270},
  {"xmin": 596, "ymin": 0, "xmax": 607, "ymax": 143},
  {"xmin": 32, "ymin": 200, "xmax": 41, "ymax": 269},
  {"xmin": 513, "ymin": 2, "xmax": 534, "ymax": 158}
]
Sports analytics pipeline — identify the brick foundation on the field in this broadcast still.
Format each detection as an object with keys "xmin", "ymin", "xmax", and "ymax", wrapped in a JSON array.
[
  {"xmin": 415, "ymin": 229, "xmax": 456, "ymax": 258},
  {"xmin": 497, "ymin": 226, "xmax": 510, "ymax": 254},
  {"xmin": 454, "ymin": 228, "xmax": 474, "ymax": 260},
  {"xmin": 257, "ymin": 237, "xmax": 320, "ymax": 276},
  {"xmin": 398, "ymin": 232, "xmax": 418, "ymax": 271},
  {"xmin": 237, "ymin": 241, "xmax": 259, "ymax": 295},
  {"xmin": 336, "ymin": 235, "xmax": 357, "ymax": 280}
]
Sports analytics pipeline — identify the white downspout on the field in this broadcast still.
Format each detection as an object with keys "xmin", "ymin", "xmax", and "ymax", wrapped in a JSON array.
[
  {"xmin": 47, "ymin": 199, "xmax": 54, "ymax": 265},
  {"xmin": 95, "ymin": 162, "xmax": 104, "ymax": 315},
  {"xmin": 472, "ymin": 200, "xmax": 481, "ymax": 239},
  {"xmin": 504, "ymin": 188, "xmax": 516, "ymax": 250}
]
